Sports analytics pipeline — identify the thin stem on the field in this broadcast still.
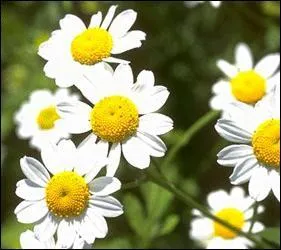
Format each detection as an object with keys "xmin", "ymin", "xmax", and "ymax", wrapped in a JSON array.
[
  {"xmin": 162, "ymin": 110, "xmax": 220, "ymax": 170},
  {"xmin": 121, "ymin": 175, "xmax": 147, "ymax": 190},
  {"xmin": 248, "ymin": 202, "xmax": 258, "ymax": 234},
  {"xmin": 146, "ymin": 166, "xmax": 272, "ymax": 249}
]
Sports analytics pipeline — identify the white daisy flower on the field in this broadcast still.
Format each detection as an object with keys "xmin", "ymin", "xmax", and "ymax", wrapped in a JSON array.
[
  {"xmin": 14, "ymin": 89, "xmax": 79, "ymax": 151},
  {"xmin": 184, "ymin": 1, "xmax": 221, "ymax": 8},
  {"xmin": 20, "ymin": 229, "xmax": 91, "ymax": 249},
  {"xmin": 190, "ymin": 187, "xmax": 264, "ymax": 249},
  {"xmin": 38, "ymin": 5, "xmax": 146, "ymax": 88},
  {"xmin": 56, "ymin": 64, "xmax": 173, "ymax": 176},
  {"xmin": 15, "ymin": 139, "xmax": 123, "ymax": 247},
  {"xmin": 215, "ymin": 84, "xmax": 280, "ymax": 202},
  {"xmin": 210, "ymin": 43, "xmax": 280, "ymax": 115}
]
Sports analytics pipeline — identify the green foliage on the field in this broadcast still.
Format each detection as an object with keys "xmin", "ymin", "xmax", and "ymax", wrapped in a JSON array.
[{"xmin": 256, "ymin": 227, "xmax": 280, "ymax": 247}]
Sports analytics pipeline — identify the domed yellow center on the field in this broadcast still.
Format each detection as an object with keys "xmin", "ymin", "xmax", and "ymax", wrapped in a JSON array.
[
  {"xmin": 36, "ymin": 106, "xmax": 60, "ymax": 130},
  {"xmin": 252, "ymin": 119, "xmax": 280, "ymax": 168},
  {"xmin": 230, "ymin": 70, "xmax": 266, "ymax": 104},
  {"xmin": 90, "ymin": 95, "xmax": 139, "ymax": 143},
  {"xmin": 214, "ymin": 208, "xmax": 245, "ymax": 239},
  {"xmin": 46, "ymin": 171, "xmax": 89, "ymax": 218},
  {"xmin": 71, "ymin": 28, "xmax": 113, "ymax": 65}
]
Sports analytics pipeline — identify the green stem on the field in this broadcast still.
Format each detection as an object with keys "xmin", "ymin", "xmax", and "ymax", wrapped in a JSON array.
[
  {"xmin": 121, "ymin": 175, "xmax": 147, "ymax": 190},
  {"xmin": 146, "ymin": 166, "xmax": 271, "ymax": 249},
  {"xmin": 248, "ymin": 202, "xmax": 258, "ymax": 233},
  {"xmin": 162, "ymin": 110, "xmax": 220, "ymax": 169}
]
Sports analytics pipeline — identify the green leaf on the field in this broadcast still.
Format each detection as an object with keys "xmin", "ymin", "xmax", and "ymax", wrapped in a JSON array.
[
  {"xmin": 256, "ymin": 227, "xmax": 280, "ymax": 246},
  {"xmin": 123, "ymin": 193, "xmax": 146, "ymax": 237},
  {"xmin": 158, "ymin": 214, "xmax": 180, "ymax": 237}
]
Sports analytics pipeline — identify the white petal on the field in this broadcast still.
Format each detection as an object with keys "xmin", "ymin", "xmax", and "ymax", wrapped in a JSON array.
[
  {"xmin": 15, "ymin": 200, "xmax": 48, "ymax": 224},
  {"xmin": 56, "ymin": 139, "xmax": 77, "ymax": 171},
  {"xmin": 111, "ymin": 30, "xmax": 146, "ymax": 54},
  {"xmin": 207, "ymin": 238, "xmax": 247, "ymax": 249},
  {"xmin": 138, "ymin": 113, "xmax": 173, "ymax": 135},
  {"xmin": 76, "ymin": 138, "xmax": 107, "ymax": 176},
  {"xmin": 251, "ymin": 221, "xmax": 264, "ymax": 233},
  {"xmin": 136, "ymin": 86, "xmax": 170, "ymax": 114},
  {"xmin": 101, "ymin": 5, "xmax": 117, "ymax": 30},
  {"xmin": 34, "ymin": 213, "xmax": 58, "ymax": 241},
  {"xmin": 109, "ymin": 9, "xmax": 137, "ymax": 38},
  {"xmin": 217, "ymin": 145, "xmax": 253, "ymax": 167},
  {"xmin": 20, "ymin": 156, "xmax": 50, "ymax": 187},
  {"xmin": 16, "ymin": 179, "xmax": 45, "ymax": 201},
  {"xmin": 211, "ymin": 80, "xmax": 230, "ymax": 94},
  {"xmin": 89, "ymin": 195, "xmax": 123, "ymax": 217},
  {"xmin": 20, "ymin": 230, "xmax": 46, "ymax": 249},
  {"xmin": 84, "ymin": 208, "xmax": 108, "ymax": 238},
  {"xmin": 249, "ymin": 167, "xmax": 271, "ymax": 201},
  {"xmin": 56, "ymin": 220, "xmax": 76, "ymax": 249},
  {"xmin": 106, "ymin": 143, "xmax": 121, "ymax": 177},
  {"xmin": 113, "ymin": 64, "xmax": 134, "ymax": 87},
  {"xmin": 89, "ymin": 12, "xmax": 102, "ymax": 28},
  {"xmin": 89, "ymin": 177, "xmax": 121, "ymax": 196},
  {"xmin": 56, "ymin": 101, "xmax": 91, "ymax": 134},
  {"xmin": 122, "ymin": 136, "xmax": 150, "ymax": 169},
  {"xmin": 207, "ymin": 190, "xmax": 230, "ymax": 211},
  {"xmin": 134, "ymin": 70, "xmax": 155, "ymax": 91},
  {"xmin": 215, "ymin": 119, "xmax": 252, "ymax": 143},
  {"xmin": 190, "ymin": 217, "xmax": 213, "ymax": 241},
  {"xmin": 40, "ymin": 142, "xmax": 64, "ymax": 175},
  {"xmin": 72, "ymin": 235, "xmax": 93, "ymax": 249},
  {"xmin": 229, "ymin": 156, "xmax": 259, "ymax": 185},
  {"xmin": 136, "ymin": 131, "xmax": 166, "ymax": 157},
  {"xmin": 59, "ymin": 14, "xmax": 86, "ymax": 36},
  {"xmin": 255, "ymin": 53, "xmax": 280, "ymax": 78},
  {"xmin": 235, "ymin": 43, "xmax": 253, "ymax": 71},
  {"xmin": 103, "ymin": 56, "xmax": 130, "ymax": 64},
  {"xmin": 79, "ymin": 217, "xmax": 97, "ymax": 244},
  {"xmin": 267, "ymin": 72, "xmax": 280, "ymax": 93},
  {"xmin": 217, "ymin": 59, "xmax": 238, "ymax": 78},
  {"xmin": 270, "ymin": 170, "xmax": 280, "ymax": 202}
]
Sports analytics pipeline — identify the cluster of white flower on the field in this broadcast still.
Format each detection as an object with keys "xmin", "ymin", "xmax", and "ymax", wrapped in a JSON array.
[
  {"xmin": 12, "ymin": 3, "xmax": 280, "ymax": 250},
  {"xmin": 191, "ymin": 43, "xmax": 280, "ymax": 248},
  {"xmin": 14, "ymin": 5, "xmax": 173, "ymax": 249}
]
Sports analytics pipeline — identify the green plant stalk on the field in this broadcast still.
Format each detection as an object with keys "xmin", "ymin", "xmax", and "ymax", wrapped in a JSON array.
[
  {"xmin": 162, "ymin": 110, "xmax": 220, "ymax": 170},
  {"xmin": 248, "ymin": 202, "xmax": 258, "ymax": 233},
  {"xmin": 146, "ymin": 168, "xmax": 271, "ymax": 248}
]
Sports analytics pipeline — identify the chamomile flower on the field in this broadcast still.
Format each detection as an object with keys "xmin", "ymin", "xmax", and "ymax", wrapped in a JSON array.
[
  {"xmin": 184, "ymin": 1, "xmax": 221, "ymax": 8},
  {"xmin": 38, "ymin": 5, "xmax": 146, "ymax": 88},
  {"xmin": 20, "ymin": 230, "xmax": 91, "ymax": 249},
  {"xmin": 14, "ymin": 89, "xmax": 79, "ymax": 150},
  {"xmin": 210, "ymin": 43, "xmax": 280, "ymax": 115},
  {"xmin": 190, "ymin": 187, "xmax": 264, "ymax": 249},
  {"xmin": 215, "ymin": 85, "xmax": 280, "ymax": 201},
  {"xmin": 57, "ymin": 64, "xmax": 173, "ymax": 176},
  {"xmin": 15, "ymin": 139, "xmax": 123, "ymax": 247}
]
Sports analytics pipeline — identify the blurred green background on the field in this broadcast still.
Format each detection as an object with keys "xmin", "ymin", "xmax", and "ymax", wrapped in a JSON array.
[{"xmin": 1, "ymin": 1, "xmax": 280, "ymax": 249}]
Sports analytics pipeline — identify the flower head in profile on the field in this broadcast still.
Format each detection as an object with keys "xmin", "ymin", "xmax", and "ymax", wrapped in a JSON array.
[
  {"xmin": 14, "ymin": 89, "xmax": 79, "ymax": 150},
  {"xmin": 57, "ymin": 64, "xmax": 173, "ymax": 176},
  {"xmin": 215, "ymin": 85, "xmax": 280, "ymax": 201},
  {"xmin": 20, "ymin": 230, "xmax": 91, "ymax": 249},
  {"xmin": 210, "ymin": 43, "xmax": 279, "ymax": 115},
  {"xmin": 15, "ymin": 139, "xmax": 123, "ymax": 247},
  {"xmin": 190, "ymin": 187, "xmax": 264, "ymax": 249},
  {"xmin": 38, "ymin": 5, "xmax": 146, "ymax": 88}
]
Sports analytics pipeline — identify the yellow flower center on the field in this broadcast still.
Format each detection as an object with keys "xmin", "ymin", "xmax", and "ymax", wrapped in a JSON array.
[
  {"xmin": 252, "ymin": 119, "xmax": 280, "ymax": 168},
  {"xmin": 36, "ymin": 106, "xmax": 60, "ymax": 130},
  {"xmin": 71, "ymin": 28, "xmax": 113, "ymax": 65},
  {"xmin": 90, "ymin": 95, "xmax": 139, "ymax": 143},
  {"xmin": 45, "ymin": 171, "xmax": 89, "ymax": 218},
  {"xmin": 230, "ymin": 70, "xmax": 266, "ymax": 104},
  {"xmin": 214, "ymin": 208, "xmax": 245, "ymax": 239}
]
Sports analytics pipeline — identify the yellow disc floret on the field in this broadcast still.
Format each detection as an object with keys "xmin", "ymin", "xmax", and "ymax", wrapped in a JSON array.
[
  {"xmin": 46, "ymin": 171, "xmax": 89, "ymax": 218},
  {"xmin": 230, "ymin": 70, "xmax": 266, "ymax": 104},
  {"xmin": 90, "ymin": 95, "xmax": 139, "ymax": 143},
  {"xmin": 37, "ymin": 106, "xmax": 60, "ymax": 130},
  {"xmin": 71, "ymin": 28, "xmax": 113, "ymax": 65},
  {"xmin": 252, "ymin": 119, "xmax": 280, "ymax": 168},
  {"xmin": 214, "ymin": 208, "xmax": 245, "ymax": 239}
]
